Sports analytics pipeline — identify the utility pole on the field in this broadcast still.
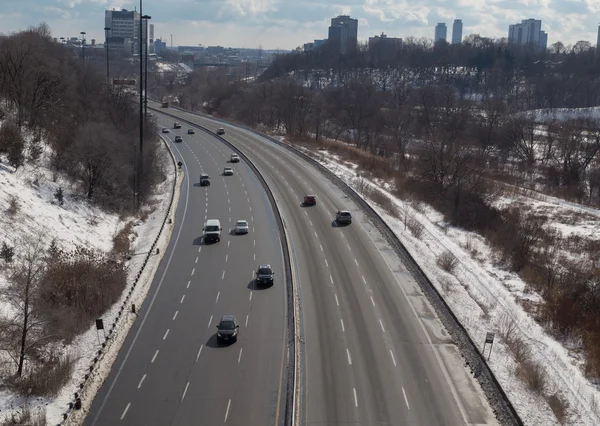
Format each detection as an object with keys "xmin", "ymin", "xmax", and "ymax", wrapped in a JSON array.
[
  {"xmin": 104, "ymin": 27, "xmax": 111, "ymax": 84},
  {"xmin": 137, "ymin": 1, "xmax": 144, "ymax": 209}
]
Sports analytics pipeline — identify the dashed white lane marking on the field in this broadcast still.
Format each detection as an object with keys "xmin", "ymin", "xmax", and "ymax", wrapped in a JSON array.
[
  {"xmin": 224, "ymin": 399, "xmax": 232, "ymax": 422},
  {"xmin": 309, "ymin": 220, "xmax": 313, "ymax": 226},
  {"xmin": 228, "ymin": 199, "xmax": 230, "ymax": 204},
  {"xmin": 353, "ymin": 388, "xmax": 358, "ymax": 407},
  {"xmin": 238, "ymin": 348, "xmax": 243, "ymax": 363},
  {"xmin": 245, "ymin": 315, "xmax": 249, "ymax": 327},
  {"xmin": 254, "ymin": 239, "xmax": 256, "ymax": 246},
  {"xmin": 225, "ymin": 254, "xmax": 228, "ymax": 262},
  {"xmin": 180, "ymin": 295, "xmax": 185, "ymax": 304},
  {"xmin": 249, "ymin": 206, "xmax": 252, "ymax": 211},
  {"xmin": 251, "ymin": 215, "xmax": 254, "ymax": 221},
  {"xmin": 253, "ymin": 253, "xmax": 256, "ymax": 261},
  {"xmin": 346, "ymin": 348, "xmax": 352, "ymax": 365},
  {"xmin": 187, "ymin": 280, "xmax": 191, "ymax": 289},
  {"xmin": 390, "ymin": 349, "xmax": 397, "ymax": 367},
  {"xmin": 330, "ymin": 275, "xmax": 334, "ymax": 284},
  {"xmin": 370, "ymin": 296, "xmax": 376, "ymax": 307},
  {"xmin": 216, "ymin": 292, "xmax": 220, "ymax": 303},
  {"xmin": 340, "ymin": 319, "xmax": 345, "ymax": 332},
  {"xmin": 379, "ymin": 319, "xmax": 386, "ymax": 333},
  {"xmin": 247, "ymin": 198, "xmax": 250, "ymax": 203},
  {"xmin": 314, "ymin": 231, "xmax": 318, "ymax": 238},
  {"xmin": 334, "ymin": 294, "xmax": 339, "ymax": 306},
  {"xmin": 304, "ymin": 211, "xmax": 308, "ymax": 215},
  {"xmin": 195, "ymin": 257, "xmax": 198, "ymax": 263},
  {"xmin": 163, "ymin": 329, "xmax": 170, "ymax": 340},
  {"xmin": 325, "ymin": 259, "xmax": 329, "ymax": 267},
  {"xmin": 172, "ymin": 311, "xmax": 179, "ymax": 321},
  {"xmin": 181, "ymin": 382, "xmax": 190, "ymax": 401},
  {"xmin": 228, "ymin": 240, "xmax": 230, "ymax": 247},
  {"xmin": 402, "ymin": 387, "xmax": 410, "ymax": 409},
  {"xmin": 137, "ymin": 374, "xmax": 146, "ymax": 389},
  {"xmin": 347, "ymin": 244, "xmax": 352, "ymax": 251},
  {"xmin": 354, "ymin": 259, "xmax": 359, "ymax": 266},
  {"xmin": 249, "ymin": 292, "xmax": 253, "ymax": 301},
  {"xmin": 208, "ymin": 315, "xmax": 213, "ymax": 328},
  {"xmin": 198, "ymin": 247, "xmax": 201, "ymax": 253},
  {"xmin": 222, "ymin": 271, "xmax": 225, "ymax": 280},
  {"xmin": 196, "ymin": 344, "xmax": 203, "ymax": 362},
  {"xmin": 151, "ymin": 350, "xmax": 159, "ymax": 363},
  {"xmin": 362, "ymin": 276, "xmax": 367, "ymax": 284},
  {"xmin": 191, "ymin": 268, "xmax": 195, "ymax": 276},
  {"xmin": 320, "ymin": 244, "xmax": 323, "ymax": 251},
  {"xmin": 120, "ymin": 402, "xmax": 131, "ymax": 420}
]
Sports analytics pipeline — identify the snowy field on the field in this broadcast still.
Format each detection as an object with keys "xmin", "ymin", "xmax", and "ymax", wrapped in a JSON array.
[
  {"xmin": 297, "ymin": 147, "xmax": 600, "ymax": 426},
  {"xmin": 0, "ymin": 138, "xmax": 177, "ymax": 424},
  {"xmin": 516, "ymin": 106, "xmax": 600, "ymax": 123}
]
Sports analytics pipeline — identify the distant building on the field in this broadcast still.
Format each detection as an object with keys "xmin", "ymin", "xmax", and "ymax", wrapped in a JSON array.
[
  {"xmin": 452, "ymin": 19, "xmax": 463, "ymax": 44},
  {"xmin": 303, "ymin": 42, "xmax": 314, "ymax": 51},
  {"xmin": 303, "ymin": 39, "xmax": 327, "ymax": 51},
  {"xmin": 368, "ymin": 32, "xmax": 402, "ymax": 57},
  {"xmin": 328, "ymin": 15, "xmax": 358, "ymax": 54},
  {"xmin": 597, "ymin": 25, "xmax": 600, "ymax": 48},
  {"xmin": 154, "ymin": 38, "xmax": 166, "ymax": 54},
  {"xmin": 434, "ymin": 23, "xmax": 447, "ymax": 43},
  {"xmin": 206, "ymin": 45, "xmax": 225, "ymax": 55},
  {"xmin": 508, "ymin": 19, "xmax": 547, "ymax": 50},
  {"xmin": 105, "ymin": 9, "xmax": 148, "ymax": 56},
  {"xmin": 149, "ymin": 23, "xmax": 154, "ymax": 53}
]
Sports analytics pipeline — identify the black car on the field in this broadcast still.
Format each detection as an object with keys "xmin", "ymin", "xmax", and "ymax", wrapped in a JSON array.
[
  {"xmin": 200, "ymin": 173, "xmax": 210, "ymax": 186},
  {"xmin": 336, "ymin": 210, "xmax": 352, "ymax": 225},
  {"xmin": 174, "ymin": 135, "xmax": 182, "ymax": 142},
  {"xmin": 216, "ymin": 315, "xmax": 239, "ymax": 344},
  {"xmin": 256, "ymin": 264, "xmax": 274, "ymax": 286},
  {"xmin": 187, "ymin": 128, "xmax": 195, "ymax": 134}
]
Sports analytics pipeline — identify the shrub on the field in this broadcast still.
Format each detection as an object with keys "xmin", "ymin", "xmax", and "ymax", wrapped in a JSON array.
[
  {"xmin": 369, "ymin": 190, "xmax": 398, "ymax": 217},
  {"xmin": 9, "ymin": 355, "xmax": 73, "ymax": 398},
  {"xmin": 6, "ymin": 195, "xmax": 19, "ymax": 216},
  {"xmin": 406, "ymin": 215, "xmax": 424, "ymax": 238},
  {"xmin": 1, "ymin": 241, "xmax": 14, "ymax": 263},
  {"xmin": 113, "ymin": 221, "xmax": 135, "ymax": 255},
  {"xmin": 0, "ymin": 405, "xmax": 46, "ymax": 426},
  {"xmin": 517, "ymin": 358, "xmax": 547, "ymax": 394},
  {"xmin": 54, "ymin": 187, "xmax": 64, "ymax": 206},
  {"xmin": 437, "ymin": 250, "xmax": 458, "ymax": 273},
  {"xmin": 545, "ymin": 392, "xmax": 569, "ymax": 424}
]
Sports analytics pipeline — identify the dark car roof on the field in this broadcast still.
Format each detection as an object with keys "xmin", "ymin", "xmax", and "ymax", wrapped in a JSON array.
[
  {"xmin": 258, "ymin": 264, "xmax": 272, "ymax": 270},
  {"xmin": 220, "ymin": 315, "xmax": 237, "ymax": 323}
]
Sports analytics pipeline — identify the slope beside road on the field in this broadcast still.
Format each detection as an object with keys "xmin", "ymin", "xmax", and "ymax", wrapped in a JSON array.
[{"xmin": 154, "ymin": 103, "xmax": 499, "ymax": 426}]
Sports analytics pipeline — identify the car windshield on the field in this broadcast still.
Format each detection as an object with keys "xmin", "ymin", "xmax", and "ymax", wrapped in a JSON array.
[
  {"xmin": 205, "ymin": 225, "xmax": 219, "ymax": 232},
  {"xmin": 236, "ymin": 221, "xmax": 247, "ymax": 227},
  {"xmin": 219, "ymin": 321, "xmax": 236, "ymax": 330},
  {"xmin": 340, "ymin": 212, "xmax": 351, "ymax": 216},
  {"xmin": 258, "ymin": 268, "xmax": 272, "ymax": 275}
]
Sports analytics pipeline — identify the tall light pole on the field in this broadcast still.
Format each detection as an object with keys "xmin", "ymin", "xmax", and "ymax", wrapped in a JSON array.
[
  {"xmin": 142, "ymin": 16, "xmax": 151, "ymax": 119},
  {"xmin": 104, "ymin": 27, "xmax": 111, "ymax": 84},
  {"xmin": 137, "ymin": 1, "xmax": 144, "ymax": 209},
  {"xmin": 80, "ymin": 31, "xmax": 86, "ymax": 61}
]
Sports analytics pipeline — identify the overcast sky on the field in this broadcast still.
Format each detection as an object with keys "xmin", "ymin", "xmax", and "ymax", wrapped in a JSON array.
[{"xmin": 1, "ymin": 0, "xmax": 599, "ymax": 50}]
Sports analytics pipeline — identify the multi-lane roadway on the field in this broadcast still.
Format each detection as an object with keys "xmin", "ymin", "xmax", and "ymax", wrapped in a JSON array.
[{"xmin": 85, "ymin": 103, "xmax": 499, "ymax": 425}]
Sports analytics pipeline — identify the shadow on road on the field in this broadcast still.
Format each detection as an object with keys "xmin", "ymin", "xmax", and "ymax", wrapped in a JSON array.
[{"xmin": 205, "ymin": 333, "xmax": 233, "ymax": 348}]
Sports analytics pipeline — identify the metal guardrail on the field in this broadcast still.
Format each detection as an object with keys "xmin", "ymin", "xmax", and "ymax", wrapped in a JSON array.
[
  {"xmin": 59, "ymin": 135, "xmax": 178, "ymax": 425},
  {"xmin": 156, "ymin": 103, "xmax": 524, "ymax": 426},
  {"xmin": 150, "ymin": 106, "xmax": 297, "ymax": 426}
]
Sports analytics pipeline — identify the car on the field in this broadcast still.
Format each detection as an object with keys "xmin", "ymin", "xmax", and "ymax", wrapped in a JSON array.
[
  {"xmin": 256, "ymin": 264, "xmax": 274, "ymax": 287},
  {"xmin": 303, "ymin": 195, "xmax": 317, "ymax": 206},
  {"xmin": 174, "ymin": 135, "xmax": 182, "ymax": 142},
  {"xmin": 216, "ymin": 315, "xmax": 239, "ymax": 344},
  {"xmin": 223, "ymin": 167, "xmax": 234, "ymax": 176},
  {"xmin": 200, "ymin": 173, "xmax": 210, "ymax": 186},
  {"xmin": 187, "ymin": 128, "xmax": 195, "ymax": 134},
  {"xmin": 203, "ymin": 219, "xmax": 222, "ymax": 243},
  {"xmin": 216, "ymin": 128, "xmax": 225, "ymax": 135},
  {"xmin": 173, "ymin": 122, "xmax": 181, "ymax": 129},
  {"xmin": 235, "ymin": 220, "xmax": 249, "ymax": 234},
  {"xmin": 161, "ymin": 128, "xmax": 170, "ymax": 133},
  {"xmin": 336, "ymin": 210, "xmax": 352, "ymax": 225},
  {"xmin": 230, "ymin": 153, "xmax": 240, "ymax": 163}
]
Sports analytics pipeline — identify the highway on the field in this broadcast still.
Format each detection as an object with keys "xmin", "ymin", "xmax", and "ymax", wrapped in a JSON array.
[
  {"xmin": 152, "ymin": 102, "xmax": 500, "ymax": 426},
  {"xmin": 85, "ymin": 116, "xmax": 288, "ymax": 425}
]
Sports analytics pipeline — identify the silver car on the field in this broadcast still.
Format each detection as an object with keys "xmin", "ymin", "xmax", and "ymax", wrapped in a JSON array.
[
  {"xmin": 235, "ymin": 220, "xmax": 249, "ymax": 234},
  {"xmin": 223, "ymin": 167, "xmax": 234, "ymax": 176}
]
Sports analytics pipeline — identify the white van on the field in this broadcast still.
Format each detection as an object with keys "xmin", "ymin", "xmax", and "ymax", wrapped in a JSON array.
[{"xmin": 203, "ymin": 219, "xmax": 222, "ymax": 243}]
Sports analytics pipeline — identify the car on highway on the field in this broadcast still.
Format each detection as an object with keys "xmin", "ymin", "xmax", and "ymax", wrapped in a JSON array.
[
  {"xmin": 216, "ymin": 315, "xmax": 239, "ymax": 344},
  {"xmin": 174, "ymin": 135, "xmax": 182, "ymax": 143},
  {"xmin": 230, "ymin": 153, "xmax": 240, "ymax": 163},
  {"xmin": 223, "ymin": 167, "xmax": 234, "ymax": 176},
  {"xmin": 256, "ymin": 264, "xmax": 274, "ymax": 287},
  {"xmin": 187, "ymin": 128, "xmax": 195, "ymax": 134},
  {"xmin": 200, "ymin": 173, "xmax": 210, "ymax": 186},
  {"xmin": 235, "ymin": 220, "xmax": 249, "ymax": 234},
  {"xmin": 336, "ymin": 210, "xmax": 352, "ymax": 225},
  {"xmin": 173, "ymin": 122, "xmax": 181, "ymax": 129},
  {"xmin": 161, "ymin": 128, "xmax": 169, "ymax": 133},
  {"xmin": 203, "ymin": 219, "xmax": 222, "ymax": 243},
  {"xmin": 216, "ymin": 128, "xmax": 225, "ymax": 135},
  {"xmin": 303, "ymin": 195, "xmax": 317, "ymax": 206}
]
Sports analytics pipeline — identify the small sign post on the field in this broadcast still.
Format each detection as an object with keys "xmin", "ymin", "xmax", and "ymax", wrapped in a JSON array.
[
  {"xmin": 483, "ymin": 332, "xmax": 495, "ymax": 361},
  {"xmin": 95, "ymin": 319, "xmax": 105, "ymax": 344}
]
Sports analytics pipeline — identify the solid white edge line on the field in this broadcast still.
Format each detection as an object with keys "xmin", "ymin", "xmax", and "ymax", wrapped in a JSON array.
[
  {"xmin": 181, "ymin": 382, "xmax": 190, "ymax": 401},
  {"xmin": 224, "ymin": 399, "xmax": 232, "ymax": 422},
  {"xmin": 163, "ymin": 329, "xmax": 169, "ymax": 340},
  {"xmin": 120, "ymin": 402, "xmax": 131, "ymax": 420},
  {"xmin": 137, "ymin": 374, "xmax": 146, "ymax": 389}
]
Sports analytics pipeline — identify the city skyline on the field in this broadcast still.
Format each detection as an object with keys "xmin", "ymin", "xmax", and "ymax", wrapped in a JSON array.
[{"xmin": 2, "ymin": 1, "xmax": 600, "ymax": 49}]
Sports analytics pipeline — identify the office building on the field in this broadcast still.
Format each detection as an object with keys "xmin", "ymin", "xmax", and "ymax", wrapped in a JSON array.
[
  {"xmin": 105, "ymin": 8, "xmax": 148, "ymax": 56},
  {"xmin": 434, "ymin": 23, "xmax": 447, "ymax": 43},
  {"xmin": 328, "ymin": 15, "xmax": 358, "ymax": 54},
  {"xmin": 149, "ymin": 23, "xmax": 154, "ymax": 53},
  {"xmin": 508, "ymin": 19, "xmax": 547, "ymax": 50},
  {"xmin": 452, "ymin": 19, "xmax": 463, "ymax": 44},
  {"xmin": 368, "ymin": 33, "xmax": 402, "ymax": 51}
]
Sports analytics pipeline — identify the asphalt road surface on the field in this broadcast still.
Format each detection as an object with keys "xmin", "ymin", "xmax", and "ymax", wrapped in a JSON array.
[
  {"xmin": 85, "ymin": 117, "xmax": 288, "ymax": 425},
  {"xmin": 152, "ymin": 103, "xmax": 500, "ymax": 426}
]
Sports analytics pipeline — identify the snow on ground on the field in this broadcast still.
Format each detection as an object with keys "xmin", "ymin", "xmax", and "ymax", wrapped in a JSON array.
[
  {"xmin": 154, "ymin": 61, "xmax": 193, "ymax": 74},
  {"xmin": 297, "ymin": 147, "xmax": 600, "ymax": 426},
  {"xmin": 517, "ymin": 107, "xmax": 600, "ymax": 123},
  {"xmin": 0, "ymin": 137, "xmax": 176, "ymax": 424}
]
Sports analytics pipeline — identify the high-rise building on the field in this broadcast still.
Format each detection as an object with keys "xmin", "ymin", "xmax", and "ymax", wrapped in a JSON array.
[
  {"xmin": 508, "ymin": 19, "xmax": 546, "ymax": 50},
  {"xmin": 452, "ymin": 19, "xmax": 463, "ymax": 44},
  {"xmin": 328, "ymin": 15, "xmax": 358, "ymax": 54},
  {"xmin": 597, "ymin": 25, "xmax": 600, "ymax": 48},
  {"xmin": 105, "ymin": 9, "xmax": 148, "ymax": 56},
  {"xmin": 149, "ymin": 23, "xmax": 154, "ymax": 53},
  {"xmin": 434, "ymin": 23, "xmax": 447, "ymax": 43}
]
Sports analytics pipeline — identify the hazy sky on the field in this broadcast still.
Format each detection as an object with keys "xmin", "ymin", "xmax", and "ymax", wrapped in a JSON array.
[{"xmin": 1, "ymin": 0, "xmax": 598, "ymax": 49}]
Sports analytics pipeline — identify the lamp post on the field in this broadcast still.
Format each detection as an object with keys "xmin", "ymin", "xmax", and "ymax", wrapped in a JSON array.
[
  {"xmin": 136, "ymin": 1, "xmax": 145, "ymax": 209},
  {"xmin": 142, "ymin": 15, "xmax": 151, "ymax": 119},
  {"xmin": 80, "ymin": 31, "xmax": 86, "ymax": 60},
  {"xmin": 104, "ymin": 27, "xmax": 111, "ymax": 84}
]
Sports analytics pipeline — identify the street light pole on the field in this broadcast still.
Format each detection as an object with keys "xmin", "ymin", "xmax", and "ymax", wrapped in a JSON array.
[
  {"xmin": 80, "ymin": 31, "xmax": 86, "ymax": 61},
  {"xmin": 104, "ymin": 27, "xmax": 111, "ymax": 84},
  {"xmin": 142, "ymin": 16, "xmax": 152, "ymax": 119},
  {"xmin": 137, "ymin": 1, "xmax": 144, "ymax": 209}
]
